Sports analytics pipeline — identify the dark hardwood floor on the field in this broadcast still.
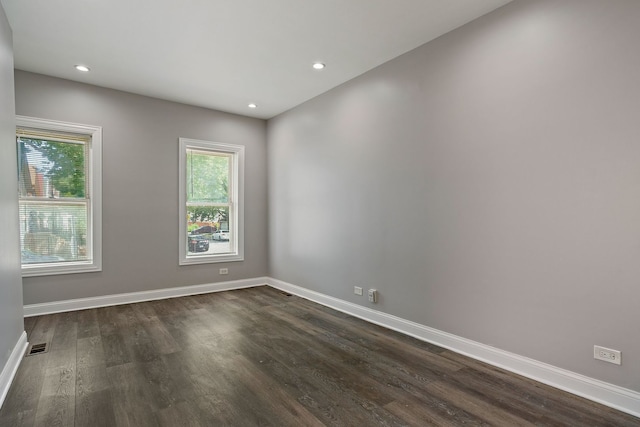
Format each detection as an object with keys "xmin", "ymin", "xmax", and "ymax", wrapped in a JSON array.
[{"xmin": 1, "ymin": 286, "xmax": 638, "ymax": 426}]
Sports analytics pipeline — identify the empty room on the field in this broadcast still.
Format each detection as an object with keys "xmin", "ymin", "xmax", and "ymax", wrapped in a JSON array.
[{"xmin": 0, "ymin": 0, "xmax": 639, "ymax": 425}]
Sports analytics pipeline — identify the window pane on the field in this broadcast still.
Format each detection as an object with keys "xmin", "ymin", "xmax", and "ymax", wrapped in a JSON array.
[
  {"xmin": 18, "ymin": 137, "xmax": 86, "ymax": 198},
  {"xmin": 19, "ymin": 203, "xmax": 89, "ymax": 264},
  {"xmin": 180, "ymin": 138, "xmax": 243, "ymax": 265},
  {"xmin": 186, "ymin": 205, "xmax": 231, "ymax": 255},
  {"xmin": 186, "ymin": 150, "xmax": 229, "ymax": 203}
]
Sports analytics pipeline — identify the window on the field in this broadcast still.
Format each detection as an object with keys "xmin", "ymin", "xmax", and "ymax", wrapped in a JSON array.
[
  {"xmin": 16, "ymin": 116, "xmax": 102, "ymax": 276},
  {"xmin": 179, "ymin": 138, "xmax": 244, "ymax": 265}
]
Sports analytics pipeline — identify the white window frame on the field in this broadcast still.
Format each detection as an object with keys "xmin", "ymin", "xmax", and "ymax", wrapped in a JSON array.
[
  {"xmin": 179, "ymin": 138, "xmax": 244, "ymax": 265},
  {"xmin": 17, "ymin": 115, "xmax": 102, "ymax": 277}
]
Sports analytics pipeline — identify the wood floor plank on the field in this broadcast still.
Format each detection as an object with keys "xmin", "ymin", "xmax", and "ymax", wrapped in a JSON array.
[
  {"xmin": 0, "ymin": 356, "xmax": 47, "ymax": 425},
  {"xmin": 76, "ymin": 308, "xmax": 100, "ymax": 339},
  {"xmin": 234, "ymin": 339, "xmax": 372, "ymax": 425},
  {"xmin": 75, "ymin": 336, "xmax": 117, "ymax": 426},
  {"xmin": 159, "ymin": 310, "xmax": 221, "ymax": 351},
  {"xmin": 262, "ymin": 305, "xmax": 459, "ymax": 396},
  {"xmin": 132, "ymin": 313, "xmax": 180, "ymax": 355},
  {"xmin": 128, "ymin": 300, "xmax": 159, "ymax": 320},
  {"xmin": 147, "ymin": 298, "xmax": 187, "ymax": 317},
  {"xmin": 173, "ymin": 293, "xmax": 209, "ymax": 311},
  {"xmin": 47, "ymin": 312, "xmax": 78, "ymax": 352},
  {"xmin": 75, "ymin": 389, "xmax": 117, "ymax": 427},
  {"xmin": 447, "ymin": 366, "xmax": 606, "ymax": 426},
  {"xmin": 285, "ymin": 299, "xmax": 460, "ymax": 373},
  {"xmin": 189, "ymin": 306, "xmax": 243, "ymax": 336},
  {"xmin": 106, "ymin": 362, "xmax": 159, "ymax": 427},
  {"xmin": 384, "ymin": 397, "xmax": 483, "ymax": 427},
  {"xmin": 96, "ymin": 305, "xmax": 133, "ymax": 368},
  {"xmin": 117, "ymin": 305, "xmax": 163, "ymax": 364},
  {"xmin": 441, "ymin": 350, "xmax": 640, "ymax": 426},
  {"xmin": 240, "ymin": 322, "xmax": 409, "ymax": 425},
  {"xmin": 2, "ymin": 287, "xmax": 638, "ymax": 426},
  {"xmin": 139, "ymin": 357, "xmax": 185, "ymax": 410},
  {"xmin": 163, "ymin": 344, "xmax": 306, "ymax": 426},
  {"xmin": 160, "ymin": 345, "xmax": 230, "ymax": 401},
  {"xmin": 425, "ymin": 379, "xmax": 537, "ymax": 426},
  {"xmin": 0, "ymin": 408, "xmax": 36, "ymax": 427},
  {"xmin": 231, "ymin": 354, "xmax": 325, "ymax": 426},
  {"xmin": 33, "ymin": 362, "xmax": 76, "ymax": 427},
  {"xmin": 155, "ymin": 401, "xmax": 205, "ymax": 427}
]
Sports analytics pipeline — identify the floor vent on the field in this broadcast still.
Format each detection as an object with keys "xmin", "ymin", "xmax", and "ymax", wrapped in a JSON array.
[{"xmin": 26, "ymin": 342, "xmax": 49, "ymax": 356}]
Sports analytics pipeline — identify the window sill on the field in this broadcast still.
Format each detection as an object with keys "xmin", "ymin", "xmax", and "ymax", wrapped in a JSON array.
[
  {"xmin": 179, "ymin": 253, "xmax": 244, "ymax": 266},
  {"xmin": 22, "ymin": 262, "xmax": 102, "ymax": 277}
]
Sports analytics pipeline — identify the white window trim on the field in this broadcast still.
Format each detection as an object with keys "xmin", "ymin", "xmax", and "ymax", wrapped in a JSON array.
[
  {"xmin": 179, "ymin": 138, "xmax": 244, "ymax": 265},
  {"xmin": 17, "ymin": 115, "xmax": 102, "ymax": 277}
]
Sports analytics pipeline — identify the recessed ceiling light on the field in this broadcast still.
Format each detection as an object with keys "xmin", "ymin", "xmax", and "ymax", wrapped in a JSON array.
[
  {"xmin": 75, "ymin": 65, "xmax": 90, "ymax": 72},
  {"xmin": 312, "ymin": 62, "xmax": 325, "ymax": 70},
  {"xmin": 248, "ymin": 103, "xmax": 257, "ymax": 109}
]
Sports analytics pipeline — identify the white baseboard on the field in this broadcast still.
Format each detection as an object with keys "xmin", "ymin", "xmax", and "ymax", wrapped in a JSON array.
[
  {"xmin": 267, "ymin": 277, "xmax": 640, "ymax": 419},
  {"xmin": 0, "ymin": 331, "xmax": 28, "ymax": 409},
  {"xmin": 23, "ymin": 277, "xmax": 269, "ymax": 317}
]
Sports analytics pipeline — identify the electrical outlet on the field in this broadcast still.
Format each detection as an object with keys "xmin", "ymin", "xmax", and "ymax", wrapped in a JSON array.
[
  {"xmin": 594, "ymin": 345, "xmax": 621, "ymax": 365},
  {"xmin": 354, "ymin": 286, "xmax": 363, "ymax": 296},
  {"xmin": 219, "ymin": 268, "xmax": 228, "ymax": 275},
  {"xmin": 368, "ymin": 289, "xmax": 378, "ymax": 303}
]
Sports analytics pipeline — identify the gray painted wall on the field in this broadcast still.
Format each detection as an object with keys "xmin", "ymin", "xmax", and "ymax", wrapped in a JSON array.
[
  {"xmin": 268, "ymin": 0, "xmax": 640, "ymax": 391},
  {"xmin": 15, "ymin": 71, "xmax": 268, "ymax": 305},
  {"xmin": 0, "ymin": 5, "xmax": 24, "ymax": 372}
]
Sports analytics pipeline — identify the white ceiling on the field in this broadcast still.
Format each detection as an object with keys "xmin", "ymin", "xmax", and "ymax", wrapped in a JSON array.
[{"xmin": 1, "ymin": 0, "xmax": 512, "ymax": 119}]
